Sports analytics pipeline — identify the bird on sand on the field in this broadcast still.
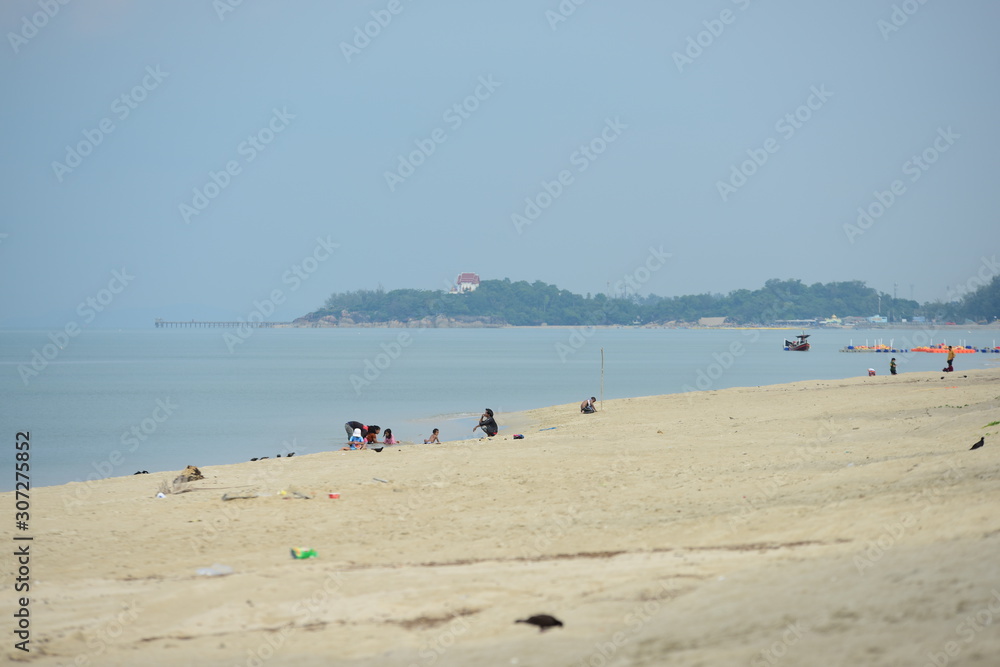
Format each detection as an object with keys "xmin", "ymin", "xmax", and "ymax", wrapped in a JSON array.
[
  {"xmin": 516, "ymin": 614, "xmax": 563, "ymax": 632},
  {"xmin": 970, "ymin": 437, "xmax": 985, "ymax": 450}
]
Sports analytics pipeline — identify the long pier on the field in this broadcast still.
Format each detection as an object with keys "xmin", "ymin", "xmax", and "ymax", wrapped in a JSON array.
[{"xmin": 154, "ymin": 319, "xmax": 293, "ymax": 329}]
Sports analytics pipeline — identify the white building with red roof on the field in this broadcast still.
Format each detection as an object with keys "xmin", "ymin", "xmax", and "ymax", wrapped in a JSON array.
[{"xmin": 456, "ymin": 272, "xmax": 480, "ymax": 293}]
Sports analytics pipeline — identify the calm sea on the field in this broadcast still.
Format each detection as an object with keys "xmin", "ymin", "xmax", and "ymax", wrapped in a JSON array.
[{"xmin": 2, "ymin": 326, "xmax": 997, "ymax": 490}]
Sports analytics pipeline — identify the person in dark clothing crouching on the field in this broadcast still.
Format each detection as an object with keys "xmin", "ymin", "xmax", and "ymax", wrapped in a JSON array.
[{"xmin": 473, "ymin": 409, "xmax": 498, "ymax": 437}]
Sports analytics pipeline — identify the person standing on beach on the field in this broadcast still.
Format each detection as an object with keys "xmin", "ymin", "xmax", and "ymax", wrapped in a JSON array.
[
  {"xmin": 473, "ymin": 409, "xmax": 498, "ymax": 437},
  {"xmin": 581, "ymin": 397, "xmax": 597, "ymax": 413},
  {"xmin": 890, "ymin": 358, "xmax": 897, "ymax": 375},
  {"xmin": 947, "ymin": 346, "xmax": 956, "ymax": 371}
]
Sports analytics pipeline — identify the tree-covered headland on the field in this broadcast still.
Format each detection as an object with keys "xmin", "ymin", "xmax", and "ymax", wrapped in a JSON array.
[{"xmin": 296, "ymin": 276, "xmax": 999, "ymax": 327}]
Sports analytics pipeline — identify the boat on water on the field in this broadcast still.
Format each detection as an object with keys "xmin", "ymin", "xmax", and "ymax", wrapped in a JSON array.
[{"xmin": 784, "ymin": 333, "xmax": 811, "ymax": 351}]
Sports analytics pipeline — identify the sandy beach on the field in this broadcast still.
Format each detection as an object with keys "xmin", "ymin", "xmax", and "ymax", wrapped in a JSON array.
[{"xmin": 5, "ymin": 368, "xmax": 1000, "ymax": 666}]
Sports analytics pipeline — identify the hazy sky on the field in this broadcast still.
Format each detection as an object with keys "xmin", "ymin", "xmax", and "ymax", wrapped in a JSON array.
[{"xmin": 2, "ymin": 0, "xmax": 997, "ymax": 327}]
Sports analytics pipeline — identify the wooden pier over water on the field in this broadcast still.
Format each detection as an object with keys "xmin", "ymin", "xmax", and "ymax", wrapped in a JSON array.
[{"xmin": 154, "ymin": 319, "xmax": 293, "ymax": 329}]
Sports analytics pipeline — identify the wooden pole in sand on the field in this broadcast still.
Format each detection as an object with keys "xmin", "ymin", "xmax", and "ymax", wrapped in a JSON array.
[{"xmin": 600, "ymin": 347, "xmax": 604, "ymax": 410}]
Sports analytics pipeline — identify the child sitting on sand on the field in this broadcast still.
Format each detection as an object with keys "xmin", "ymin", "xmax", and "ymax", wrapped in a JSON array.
[
  {"xmin": 342, "ymin": 428, "xmax": 366, "ymax": 450},
  {"xmin": 424, "ymin": 428, "xmax": 440, "ymax": 444},
  {"xmin": 383, "ymin": 428, "xmax": 399, "ymax": 445}
]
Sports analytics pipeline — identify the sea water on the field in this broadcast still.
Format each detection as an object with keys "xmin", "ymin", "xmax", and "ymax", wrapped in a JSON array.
[{"xmin": 2, "ymin": 326, "xmax": 996, "ymax": 490}]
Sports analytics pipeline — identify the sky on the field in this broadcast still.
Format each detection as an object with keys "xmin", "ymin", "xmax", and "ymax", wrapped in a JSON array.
[{"xmin": 1, "ymin": 0, "xmax": 998, "ymax": 328}]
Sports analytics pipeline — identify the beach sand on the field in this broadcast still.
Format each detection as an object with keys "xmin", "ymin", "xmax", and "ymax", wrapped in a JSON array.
[{"xmin": 5, "ymin": 369, "xmax": 1000, "ymax": 666}]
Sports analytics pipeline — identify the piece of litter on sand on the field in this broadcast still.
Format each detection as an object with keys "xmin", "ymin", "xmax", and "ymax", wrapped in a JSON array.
[
  {"xmin": 155, "ymin": 492, "xmax": 166, "ymax": 498},
  {"xmin": 196, "ymin": 564, "xmax": 234, "ymax": 576},
  {"xmin": 373, "ymin": 477, "xmax": 389, "ymax": 484},
  {"xmin": 539, "ymin": 427, "xmax": 557, "ymax": 431},
  {"xmin": 222, "ymin": 492, "xmax": 259, "ymax": 501}
]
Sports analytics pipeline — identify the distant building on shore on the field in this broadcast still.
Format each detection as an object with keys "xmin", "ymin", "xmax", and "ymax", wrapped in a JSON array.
[{"xmin": 455, "ymin": 272, "xmax": 480, "ymax": 293}]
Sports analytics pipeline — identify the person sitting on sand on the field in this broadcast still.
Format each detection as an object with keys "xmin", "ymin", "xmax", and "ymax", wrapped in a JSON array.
[
  {"xmin": 341, "ymin": 428, "xmax": 366, "ymax": 450},
  {"xmin": 473, "ymin": 409, "xmax": 498, "ymax": 438},
  {"xmin": 581, "ymin": 396, "xmax": 597, "ymax": 414},
  {"xmin": 424, "ymin": 428, "xmax": 440, "ymax": 444},
  {"xmin": 383, "ymin": 428, "xmax": 399, "ymax": 445}
]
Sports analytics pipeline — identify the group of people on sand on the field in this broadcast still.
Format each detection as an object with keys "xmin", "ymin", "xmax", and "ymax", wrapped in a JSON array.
[
  {"xmin": 341, "ymin": 422, "xmax": 397, "ymax": 451},
  {"xmin": 341, "ymin": 420, "xmax": 444, "ymax": 450},
  {"xmin": 341, "ymin": 399, "xmax": 595, "ymax": 450}
]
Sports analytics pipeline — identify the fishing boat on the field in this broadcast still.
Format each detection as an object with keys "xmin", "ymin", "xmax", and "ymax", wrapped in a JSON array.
[{"xmin": 784, "ymin": 333, "xmax": 811, "ymax": 351}]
